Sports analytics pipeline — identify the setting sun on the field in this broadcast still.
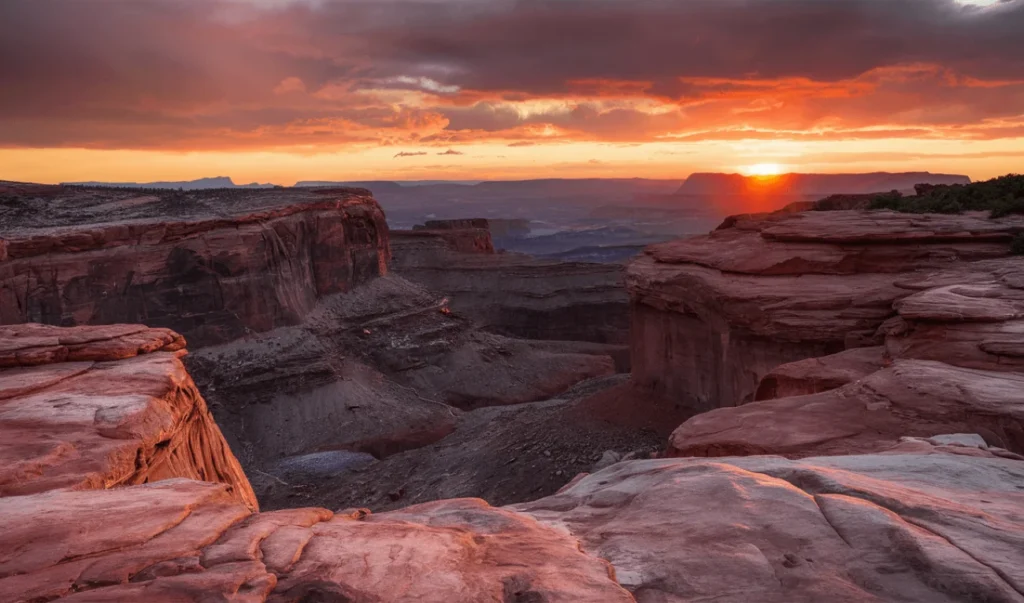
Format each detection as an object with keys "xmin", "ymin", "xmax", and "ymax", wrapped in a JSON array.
[{"xmin": 744, "ymin": 164, "xmax": 784, "ymax": 177}]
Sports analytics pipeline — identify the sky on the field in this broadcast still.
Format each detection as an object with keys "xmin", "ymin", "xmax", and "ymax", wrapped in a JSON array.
[{"xmin": 1, "ymin": 0, "xmax": 1023, "ymax": 184}]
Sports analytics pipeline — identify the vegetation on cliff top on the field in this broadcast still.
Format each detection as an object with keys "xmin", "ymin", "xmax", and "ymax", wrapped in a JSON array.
[{"xmin": 864, "ymin": 174, "xmax": 1024, "ymax": 218}]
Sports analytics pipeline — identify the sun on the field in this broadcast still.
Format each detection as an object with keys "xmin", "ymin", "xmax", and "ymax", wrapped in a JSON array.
[{"xmin": 744, "ymin": 163, "xmax": 784, "ymax": 177}]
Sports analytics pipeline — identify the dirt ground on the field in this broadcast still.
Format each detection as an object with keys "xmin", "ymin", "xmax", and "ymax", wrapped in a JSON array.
[{"xmin": 256, "ymin": 374, "xmax": 694, "ymax": 512}]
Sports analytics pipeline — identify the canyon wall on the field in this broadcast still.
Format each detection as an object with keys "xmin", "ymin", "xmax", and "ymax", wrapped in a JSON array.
[
  {"xmin": 667, "ymin": 254, "xmax": 1024, "ymax": 458},
  {"xmin": 627, "ymin": 209, "xmax": 1023, "ymax": 412},
  {"xmin": 0, "ymin": 184, "xmax": 389, "ymax": 347},
  {"xmin": 393, "ymin": 219, "xmax": 630, "ymax": 347}
]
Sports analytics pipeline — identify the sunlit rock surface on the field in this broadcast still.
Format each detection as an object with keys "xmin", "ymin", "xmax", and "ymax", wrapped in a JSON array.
[
  {"xmin": 0, "ymin": 324, "xmax": 255, "ymax": 508},
  {"xmin": 2, "ymin": 324, "xmax": 1023, "ymax": 602}
]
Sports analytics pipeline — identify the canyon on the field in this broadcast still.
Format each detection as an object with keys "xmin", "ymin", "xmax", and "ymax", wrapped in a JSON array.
[{"xmin": 2, "ymin": 181, "xmax": 1023, "ymax": 601}]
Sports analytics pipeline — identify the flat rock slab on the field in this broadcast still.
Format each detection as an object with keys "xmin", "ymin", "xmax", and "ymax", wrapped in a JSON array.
[
  {"xmin": 516, "ymin": 448, "xmax": 1024, "ymax": 603},
  {"xmin": 0, "ymin": 482, "xmax": 631, "ymax": 603},
  {"xmin": 669, "ymin": 359, "xmax": 1024, "ymax": 458},
  {"xmin": 0, "ymin": 323, "xmax": 185, "ymax": 368}
]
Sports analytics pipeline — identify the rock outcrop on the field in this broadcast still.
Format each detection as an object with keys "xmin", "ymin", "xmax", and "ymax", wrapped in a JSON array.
[
  {"xmin": 392, "ymin": 220, "xmax": 630, "ymax": 349},
  {"xmin": 0, "ymin": 324, "xmax": 256, "ymax": 509},
  {"xmin": 667, "ymin": 254, "xmax": 1024, "ymax": 458},
  {"xmin": 0, "ymin": 184, "xmax": 389, "ymax": 346},
  {"xmin": 184, "ymin": 276, "xmax": 617, "ymax": 505},
  {"xmin": 518, "ymin": 445, "xmax": 1024, "ymax": 603},
  {"xmin": 628, "ymin": 209, "xmax": 1024, "ymax": 412},
  {"xmin": 408, "ymin": 218, "xmax": 496, "ymax": 253},
  {"xmin": 4, "ymin": 323, "xmax": 1024, "ymax": 602}
]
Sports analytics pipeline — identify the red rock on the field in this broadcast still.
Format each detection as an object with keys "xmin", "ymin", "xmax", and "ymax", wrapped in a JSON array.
[
  {"xmin": 0, "ymin": 482, "xmax": 631, "ymax": 602},
  {"xmin": 0, "ymin": 323, "xmax": 185, "ymax": 368},
  {"xmin": 628, "ymin": 209, "xmax": 1024, "ymax": 410},
  {"xmin": 754, "ymin": 346, "xmax": 886, "ymax": 400},
  {"xmin": 670, "ymin": 359, "xmax": 1024, "ymax": 458},
  {"xmin": 517, "ymin": 446, "xmax": 1024, "ymax": 602},
  {"xmin": 0, "ymin": 187, "xmax": 389, "ymax": 347},
  {"xmin": 3, "ymin": 324, "xmax": 1024, "ymax": 602},
  {"xmin": 0, "ymin": 326, "xmax": 255, "ymax": 508}
]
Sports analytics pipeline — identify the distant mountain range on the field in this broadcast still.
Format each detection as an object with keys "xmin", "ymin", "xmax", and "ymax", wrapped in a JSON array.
[
  {"xmin": 66, "ymin": 173, "xmax": 972, "ymax": 198},
  {"xmin": 677, "ymin": 172, "xmax": 970, "ymax": 196},
  {"xmin": 65, "ymin": 176, "xmax": 278, "ymax": 190}
]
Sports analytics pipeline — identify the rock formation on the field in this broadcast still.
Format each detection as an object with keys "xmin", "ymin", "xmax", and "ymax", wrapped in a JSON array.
[
  {"xmin": 392, "ymin": 219, "xmax": 630, "ymax": 349},
  {"xmin": 0, "ymin": 184, "xmax": 389, "ymax": 346},
  {"xmin": 628, "ymin": 209, "xmax": 1024, "ymax": 412},
  {"xmin": 3, "ymin": 324, "xmax": 1023, "ymax": 602},
  {"xmin": 667, "ymin": 253, "xmax": 1024, "ymax": 458},
  {"xmin": 517, "ymin": 445, "xmax": 1024, "ymax": 603},
  {"xmin": 185, "ymin": 277, "xmax": 616, "ymax": 470},
  {"xmin": 0, "ymin": 323, "xmax": 256, "ymax": 508},
  {"xmin": 0, "ymin": 184, "xmax": 627, "ymax": 514}
]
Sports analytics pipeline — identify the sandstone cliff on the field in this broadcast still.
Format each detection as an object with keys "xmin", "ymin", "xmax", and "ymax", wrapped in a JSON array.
[
  {"xmin": 667, "ymin": 253, "xmax": 1024, "ymax": 458},
  {"xmin": 0, "ymin": 323, "xmax": 256, "ymax": 509},
  {"xmin": 628, "ymin": 209, "xmax": 1024, "ymax": 412},
  {"xmin": 0, "ymin": 184, "xmax": 389, "ymax": 346}
]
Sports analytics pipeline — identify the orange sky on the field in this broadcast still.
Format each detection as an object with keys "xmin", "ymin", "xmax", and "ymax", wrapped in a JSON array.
[{"xmin": 2, "ymin": 0, "xmax": 1023, "ymax": 184}]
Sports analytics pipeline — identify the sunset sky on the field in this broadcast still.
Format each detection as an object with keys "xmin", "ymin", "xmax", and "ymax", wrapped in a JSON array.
[{"xmin": 2, "ymin": 0, "xmax": 1023, "ymax": 184}]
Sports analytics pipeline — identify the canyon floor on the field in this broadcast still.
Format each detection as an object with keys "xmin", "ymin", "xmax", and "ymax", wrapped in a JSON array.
[{"xmin": 1, "ymin": 182, "xmax": 1023, "ymax": 602}]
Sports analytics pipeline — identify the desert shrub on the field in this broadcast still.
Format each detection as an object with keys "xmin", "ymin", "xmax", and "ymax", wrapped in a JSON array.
[
  {"xmin": 856, "ymin": 174, "xmax": 1024, "ymax": 217},
  {"xmin": 990, "ymin": 197, "xmax": 1024, "ymax": 219},
  {"xmin": 868, "ymin": 190, "xmax": 964, "ymax": 214}
]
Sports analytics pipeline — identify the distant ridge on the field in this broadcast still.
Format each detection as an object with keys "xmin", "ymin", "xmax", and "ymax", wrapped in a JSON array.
[
  {"xmin": 65, "ymin": 176, "xmax": 278, "ymax": 190},
  {"xmin": 677, "ymin": 172, "xmax": 971, "ymax": 196}
]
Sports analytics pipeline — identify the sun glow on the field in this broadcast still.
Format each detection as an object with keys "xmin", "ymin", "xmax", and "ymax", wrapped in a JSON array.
[{"xmin": 744, "ymin": 163, "xmax": 784, "ymax": 177}]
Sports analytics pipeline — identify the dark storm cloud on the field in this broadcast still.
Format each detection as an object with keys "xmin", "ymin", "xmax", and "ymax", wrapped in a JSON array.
[
  {"xmin": 0, "ymin": 0, "xmax": 1021, "ymax": 149},
  {"xmin": 365, "ymin": 0, "xmax": 1024, "ymax": 93}
]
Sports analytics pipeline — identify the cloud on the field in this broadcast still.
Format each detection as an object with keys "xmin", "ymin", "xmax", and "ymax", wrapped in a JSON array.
[
  {"xmin": 0, "ymin": 0, "xmax": 1022, "ymax": 151},
  {"xmin": 274, "ymin": 77, "xmax": 307, "ymax": 95},
  {"xmin": 394, "ymin": 151, "xmax": 428, "ymax": 158},
  {"xmin": 437, "ymin": 148, "xmax": 464, "ymax": 155}
]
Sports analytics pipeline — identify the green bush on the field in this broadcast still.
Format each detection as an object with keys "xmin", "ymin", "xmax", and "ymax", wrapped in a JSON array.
[{"xmin": 858, "ymin": 174, "xmax": 1024, "ymax": 218}]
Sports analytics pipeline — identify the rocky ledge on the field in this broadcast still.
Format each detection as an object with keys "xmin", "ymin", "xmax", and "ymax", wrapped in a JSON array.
[
  {"xmin": 667, "ymin": 254, "xmax": 1024, "ymax": 458},
  {"xmin": 628, "ymin": 208, "xmax": 1024, "ymax": 411},
  {"xmin": 3, "ymin": 324, "xmax": 1023, "ymax": 602},
  {"xmin": 0, "ymin": 324, "xmax": 255, "ymax": 508},
  {"xmin": 0, "ymin": 184, "xmax": 389, "ymax": 346}
]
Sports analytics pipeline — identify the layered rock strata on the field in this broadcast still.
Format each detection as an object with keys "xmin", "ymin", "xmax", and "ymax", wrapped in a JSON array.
[
  {"xmin": 0, "ymin": 184, "xmax": 389, "ymax": 346},
  {"xmin": 185, "ymin": 277, "xmax": 616, "ymax": 482},
  {"xmin": 392, "ymin": 220, "xmax": 630, "ymax": 348},
  {"xmin": 668, "ymin": 255, "xmax": 1024, "ymax": 458},
  {"xmin": 628, "ymin": 209, "xmax": 1024, "ymax": 411},
  {"xmin": 0, "ymin": 324, "xmax": 256, "ymax": 508}
]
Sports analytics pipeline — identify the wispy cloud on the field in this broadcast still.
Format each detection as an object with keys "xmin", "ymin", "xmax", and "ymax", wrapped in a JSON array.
[{"xmin": 394, "ymin": 151, "xmax": 428, "ymax": 158}]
